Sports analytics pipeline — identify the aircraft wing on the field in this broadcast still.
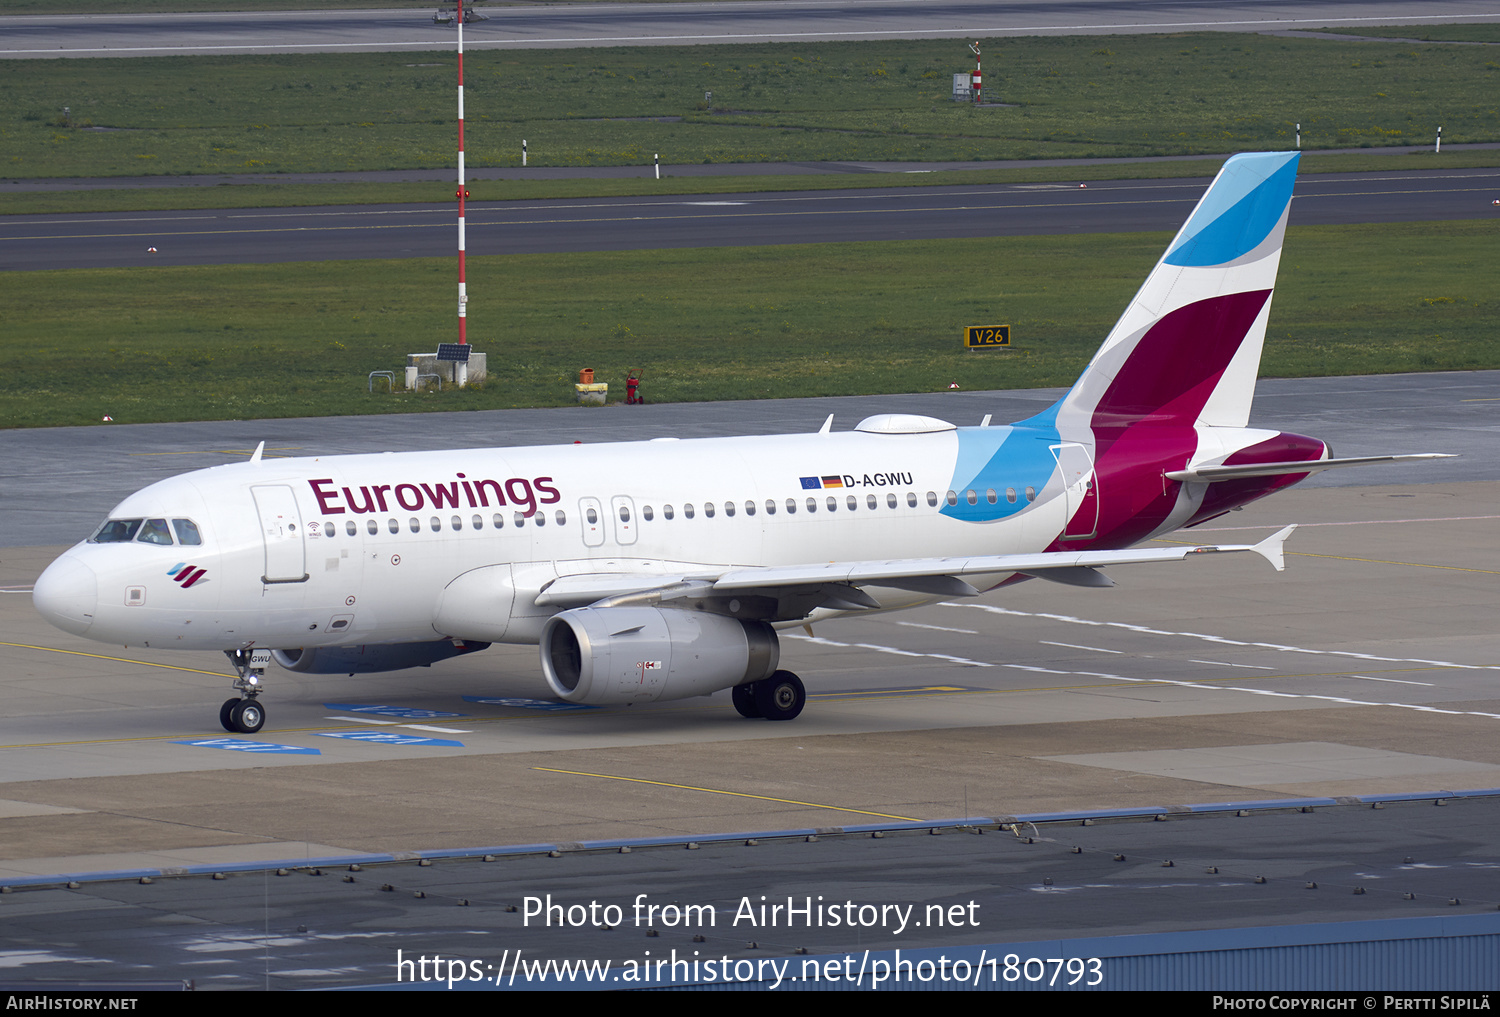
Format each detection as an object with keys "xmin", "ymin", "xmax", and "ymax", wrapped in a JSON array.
[
  {"xmin": 535, "ymin": 525, "xmax": 1295, "ymax": 610},
  {"xmin": 1165, "ymin": 454, "xmax": 1453, "ymax": 483}
]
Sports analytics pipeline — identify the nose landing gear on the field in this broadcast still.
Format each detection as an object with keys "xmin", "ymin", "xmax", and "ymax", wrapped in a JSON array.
[{"xmin": 221, "ymin": 648, "xmax": 270, "ymax": 733}]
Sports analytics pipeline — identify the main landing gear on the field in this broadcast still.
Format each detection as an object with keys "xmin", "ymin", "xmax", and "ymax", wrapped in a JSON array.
[
  {"xmin": 221, "ymin": 648, "xmax": 269, "ymax": 734},
  {"xmin": 732, "ymin": 670, "xmax": 805, "ymax": 722}
]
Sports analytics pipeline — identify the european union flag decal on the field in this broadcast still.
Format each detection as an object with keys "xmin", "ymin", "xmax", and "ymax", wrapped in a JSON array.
[{"xmin": 799, "ymin": 477, "xmax": 822, "ymax": 490}]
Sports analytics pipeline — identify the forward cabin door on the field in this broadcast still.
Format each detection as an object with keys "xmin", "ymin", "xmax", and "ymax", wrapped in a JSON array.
[{"xmin": 252, "ymin": 485, "xmax": 309, "ymax": 583}]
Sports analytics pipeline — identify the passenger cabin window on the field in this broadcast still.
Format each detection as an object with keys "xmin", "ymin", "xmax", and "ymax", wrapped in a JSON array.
[
  {"xmin": 785, "ymin": 498, "xmax": 796, "ymax": 514},
  {"xmin": 346, "ymin": 520, "xmax": 357, "ymax": 536},
  {"xmin": 704, "ymin": 503, "xmax": 715, "ymax": 518},
  {"xmin": 684, "ymin": 504, "xmax": 695, "ymax": 519},
  {"xmin": 663, "ymin": 505, "xmax": 675, "ymax": 520},
  {"xmin": 368, "ymin": 519, "xmax": 379, "ymax": 535},
  {"xmin": 908, "ymin": 492, "xmax": 918, "ymax": 508},
  {"xmin": 472, "ymin": 514, "xmax": 483, "ymax": 530},
  {"xmin": 846, "ymin": 495, "xmax": 856, "ymax": 511},
  {"xmin": 389, "ymin": 518, "xmax": 400, "ymax": 534},
  {"xmin": 493, "ymin": 513, "xmax": 505, "ymax": 529},
  {"xmin": 826, "ymin": 496, "xmax": 837, "ymax": 512},
  {"xmin": 724, "ymin": 502, "xmax": 735, "ymax": 517},
  {"xmin": 643, "ymin": 506, "xmax": 654, "ymax": 521},
  {"xmin": 555, "ymin": 509, "xmax": 566, "ymax": 526},
  {"xmin": 1025, "ymin": 486, "xmax": 1037, "ymax": 503},
  {"xmin": 323, "ymin": 522, "xmax": 335, "ymax": 538},
  {"xmin": 887, "ymin": 493, "xmax": 897, "ymax": 509}
]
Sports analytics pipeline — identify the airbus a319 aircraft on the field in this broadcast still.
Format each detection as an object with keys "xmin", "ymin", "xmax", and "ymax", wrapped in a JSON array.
[{"xmin": 33, "ymin": 152, "xmax": 1445, "ymax": 734}]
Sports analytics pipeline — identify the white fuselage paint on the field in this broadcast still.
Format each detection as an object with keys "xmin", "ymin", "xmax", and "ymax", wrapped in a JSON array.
[{"xmin": 40, "ymin": 426, "xmax": 1071, "ymax": 652}]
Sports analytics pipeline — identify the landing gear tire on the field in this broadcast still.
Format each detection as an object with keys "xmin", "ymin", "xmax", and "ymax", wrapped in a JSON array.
[
  {"xmin": 228, "ymin": 699, "xmax": 265, "ymax": 734},
  {"xmin": 732, "ymin": 683, "xmax": 762, "ymax": 719},
  {"xmin": 753, "ymin": 670, "xmax": 805, "ymax": 722},
  {"xmin": 219, "ymin": 699, "xmax": 238, "ymax": 733}
]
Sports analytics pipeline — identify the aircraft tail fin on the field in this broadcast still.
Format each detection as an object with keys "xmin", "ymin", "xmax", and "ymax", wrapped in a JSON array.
[{"xmin": 1054, "ymin": 151, "xmax": 1300, "ymax": 432}]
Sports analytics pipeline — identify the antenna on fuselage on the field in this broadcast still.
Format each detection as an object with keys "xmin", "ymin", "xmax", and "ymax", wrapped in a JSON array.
[
  {"xmin": 249, "ymin": 441, "xmax": 265, "ymax": 465},
  {"xmin": 818, "ymin": 414, "xmax": 833, "ymax": 435}
]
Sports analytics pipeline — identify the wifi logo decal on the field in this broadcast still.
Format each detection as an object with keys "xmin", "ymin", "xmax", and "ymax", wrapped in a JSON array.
[{"xmin": 168, "ymin": 563, "xmax": 208, "ymax": 588}]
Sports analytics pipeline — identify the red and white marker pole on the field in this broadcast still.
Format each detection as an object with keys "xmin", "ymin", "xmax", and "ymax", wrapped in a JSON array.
[
  {"xmin": 970, "ymin": 41, "xmax": 982, "ymax": 105},
  {"xmin": 455, "ymin": 0, "xmax": 469, "ymax": 386}
]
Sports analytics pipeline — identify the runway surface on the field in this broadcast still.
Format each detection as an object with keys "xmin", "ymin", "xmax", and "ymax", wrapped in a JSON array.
[
  {"xmin": 2, "ymin": 0, "xmax": 1498, "ymax": 965},
  {"xmin": 6, "ymin": 167, "xmax": 1498, "ymax": 271},
  {"xmin": 6, "ymin": 1, "xmax": 1499, "ymax": 59},
  {"xmin": 1, "ymin": 375, "xmax": 1497, "ymax": 986}
]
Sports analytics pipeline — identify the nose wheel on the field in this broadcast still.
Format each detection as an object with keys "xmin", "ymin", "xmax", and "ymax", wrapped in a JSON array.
[
  {"xmin": 221, "ymin": 648, "xmax": 270, "ymax": 733},
  {"xmin": 220, "ymin": 697, "xmax": 265, "ymax": 733}
]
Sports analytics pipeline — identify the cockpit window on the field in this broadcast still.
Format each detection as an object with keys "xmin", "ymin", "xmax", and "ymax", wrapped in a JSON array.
[
  {"xmin": 91, "ymin": 518, "xmax": 142, "ymax": 543},
  {"xmin": 90, "ymin": 516, "xmax": 204, "ymax": 545},
  {"xmin": 137, "ymin": 519, "xmax": 173, "ymax": 545}
]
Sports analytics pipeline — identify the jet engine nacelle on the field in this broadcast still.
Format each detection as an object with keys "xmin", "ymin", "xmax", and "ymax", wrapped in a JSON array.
[
  {"xmin": 540, "ymin": 607, "xmax": 779, "ymax": 705},
  {"xmin": 271, "ymin": 639, "xmax": 490, "ymax": 675}
]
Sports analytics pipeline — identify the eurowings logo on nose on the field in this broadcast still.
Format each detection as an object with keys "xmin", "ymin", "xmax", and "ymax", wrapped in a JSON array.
[{"xmin": 168, "ymin": 562, "xmax": 208, "ymax": 588}]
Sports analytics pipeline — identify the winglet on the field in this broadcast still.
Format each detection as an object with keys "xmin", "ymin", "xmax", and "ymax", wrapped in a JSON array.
[
  {"xmin": 1251, "ymin": 524, "xmax": 1296, "ymax": 572},
  {"xmin": 249, "ymin": 441, "xmax": 265, "ymax": 465},
  {"xmin": 818, "ymin": 414, "xmax": 834, "ymax": 435}
]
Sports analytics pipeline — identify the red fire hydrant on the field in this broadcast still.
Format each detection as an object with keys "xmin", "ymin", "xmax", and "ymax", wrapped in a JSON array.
[{"xmin": 625, "ymin": 369, "xmax": 644, "ymax": 405}]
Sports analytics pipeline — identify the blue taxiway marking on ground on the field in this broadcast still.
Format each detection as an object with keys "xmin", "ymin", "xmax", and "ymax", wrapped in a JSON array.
[
  {"xmin": 462, "ymin": 696, "xmax": 598, "ymax": 711},
  {"xmin": 177, "ymin": 738, "xmax": 320, "ymax": 755},
  {"xmin": 313, "ymin": 731, "xmax": 464, "ymax": 748},
  {"xmin": 323, "ymin": 703, "xmax": 467, "ymax": 719}
]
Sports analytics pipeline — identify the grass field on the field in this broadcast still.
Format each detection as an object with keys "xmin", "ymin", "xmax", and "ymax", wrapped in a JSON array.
[
  {"xmin": 1, "ymin": 220, "xmax": 1492, "ymax": 429},
  {"xmin": 1312, "ymin": 24, "xmax": 1500, "ymax": 43},
  {"xmin": 5, "ymin": 32, "xmax": 1497, "ymax": 181}
]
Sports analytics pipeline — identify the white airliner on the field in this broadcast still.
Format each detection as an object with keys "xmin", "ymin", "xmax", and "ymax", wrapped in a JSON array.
[{"xmin": 33, "ymin": 152, "xmax": 1446, "ymax": 734}]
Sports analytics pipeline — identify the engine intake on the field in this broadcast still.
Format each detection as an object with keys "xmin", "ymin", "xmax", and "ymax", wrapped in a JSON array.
[{"xmin": 540, "ymin": 607, "xmax": 779, "ymax": 705}]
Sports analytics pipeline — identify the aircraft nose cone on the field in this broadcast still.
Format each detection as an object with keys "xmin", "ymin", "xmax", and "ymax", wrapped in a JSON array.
[{"xmin": 33, "ymin": 555, "xmax": 98, "ymax": 636}]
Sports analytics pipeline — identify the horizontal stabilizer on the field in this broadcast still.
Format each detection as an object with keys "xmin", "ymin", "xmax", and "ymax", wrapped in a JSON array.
[{"xmin": 1166, "ymin": 454, "xmax": 1453, "ymax": 483}]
